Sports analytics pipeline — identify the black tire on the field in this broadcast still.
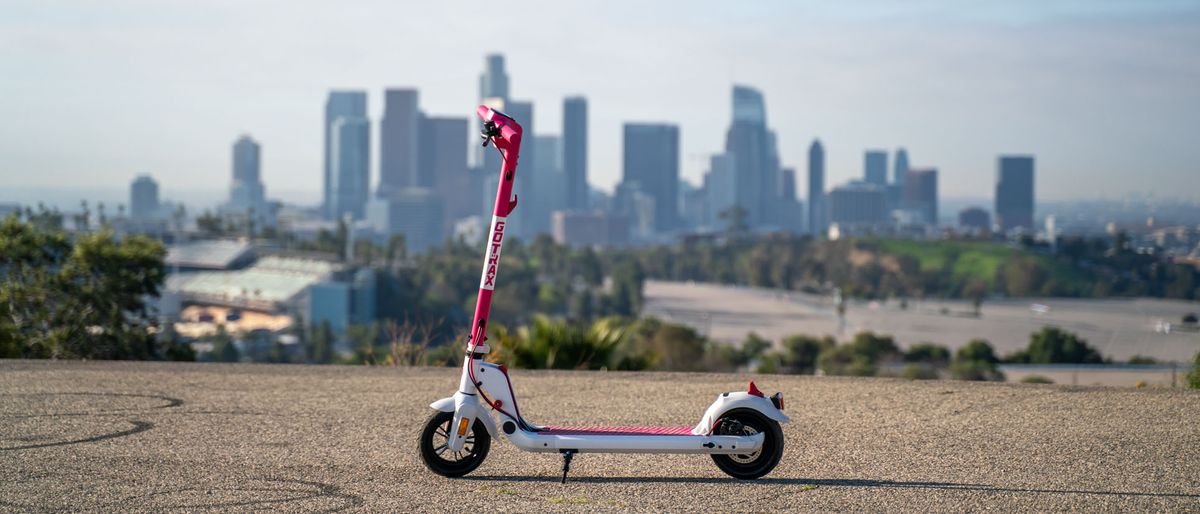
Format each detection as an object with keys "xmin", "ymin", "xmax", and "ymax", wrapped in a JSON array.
[
  {"xmin": 710, "ymin": 408, "xmax": 784, "ymax": 480},
  {"xmin": 419, "ymin": 410, "xmax": 491, "ymax": 478}
]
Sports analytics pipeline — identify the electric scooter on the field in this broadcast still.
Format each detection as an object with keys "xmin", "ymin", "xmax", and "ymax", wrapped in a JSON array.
[{"xmin": 419, "ymin": 105, "xmax": 789, "ymax": 483}]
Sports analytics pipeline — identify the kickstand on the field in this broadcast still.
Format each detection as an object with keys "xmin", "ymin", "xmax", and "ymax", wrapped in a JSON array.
[{"xmin": 560, "ymin": 450, "xmax": 576, "ymax": 484}]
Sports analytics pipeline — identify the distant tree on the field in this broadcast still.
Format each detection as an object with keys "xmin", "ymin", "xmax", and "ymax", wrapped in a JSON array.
[
  {"xmin": 609, "ymin": 260, "xmax": 645, "ymax": 317},
  {"xmin": 1127, "ymin": 355, "xmax": 1158, "ymax": 365},
  {"xmin": 210, "ymin": 327, "xmax": 239, "ymax": 363},
  {"xmin": 1010, "ymin": 326, "xmax": 1104, "ymax": 364},
  {"xmin": 1020, "ymin": 375, "xmax": 1054, "ymax": 384},
  {"xmin": 774, "ymin": 334, "xmax": 836, "ymax": 374},
  {"xmin": 308, "ymin": 321, "xmax": 335, "ymax": 364},
  {"xmin": 963, "ymin": 278, "xmax": 988, "ymax": 316},
  {"xmin": 196, "ymin": 210, "xmax": 224, "ymax": 236},
  {"xmin": 817, "ymin": 344, "xmax": 876, "ymax": 377},
  {"xmin": 159, "ymin": 325, "xmax": 196, "ymax": 362},
  {"xmin": 1188, "ymin": 352, "xmax": 1200, "ymax": 389},
  {"xmin": 718, "ymin": 206, "xmax": 749, "ymax": 237},
  {"xmin": 904, "ymin": 343, "xmax": 951, "ymax": 366},
  {"xmin": 950, "ymin": 339, "xmax": 1003, "ymax": 381},
  {"xmin": 957, "ymin": 339, "xmax": 1000, "ymax": 364},
  {"xmin": 848, "ymin": 332, "xmax": 900, "ymax": 363},
  {"xmin": 0, "ymin": 215, "xmax": 167, "ymax": 359}
]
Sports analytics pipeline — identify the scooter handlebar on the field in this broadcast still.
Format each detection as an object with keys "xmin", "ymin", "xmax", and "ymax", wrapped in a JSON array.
[{"xmin": 476, "ymin": 105, "xmax": 523, "ymax": 147}]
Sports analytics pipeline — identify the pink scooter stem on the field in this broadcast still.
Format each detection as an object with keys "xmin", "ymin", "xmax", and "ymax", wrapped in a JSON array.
[{"xmin": 468, "ymin": 105, "xmax": 523, "ymax": 353}]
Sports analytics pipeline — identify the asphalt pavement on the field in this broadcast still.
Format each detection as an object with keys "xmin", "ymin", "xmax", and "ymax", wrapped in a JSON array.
[{"xmin": 2, "ymin": 360, "xmax": 1198, "ymax": 512}]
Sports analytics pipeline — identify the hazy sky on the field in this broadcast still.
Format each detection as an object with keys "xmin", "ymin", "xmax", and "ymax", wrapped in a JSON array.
[{"xmin": 2, "ymin": 0, "xmax": 1199, "ymax": 206}]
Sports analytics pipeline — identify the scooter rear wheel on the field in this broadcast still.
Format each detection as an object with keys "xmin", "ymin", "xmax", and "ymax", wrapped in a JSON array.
[
  {"xmin": 419, "ymin": 411, "xmax": 491, "ymax": 478},
  {"xmin": 710, "ymin": 408, "xmax": 784, "ymax": 480}
]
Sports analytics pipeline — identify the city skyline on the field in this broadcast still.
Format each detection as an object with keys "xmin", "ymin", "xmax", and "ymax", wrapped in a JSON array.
[{"xmin": 2, "ymin": 1, "xmax": 1199, "ymax": 203}]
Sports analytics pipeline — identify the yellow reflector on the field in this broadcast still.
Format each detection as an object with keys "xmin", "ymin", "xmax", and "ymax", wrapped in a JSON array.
[{"xmin": 457, "ymin": 417, "xmax": 470, "ymax": 436}]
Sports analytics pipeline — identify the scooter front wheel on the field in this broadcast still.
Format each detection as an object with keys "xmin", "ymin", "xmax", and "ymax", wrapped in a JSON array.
[
  {"xmin": 419, "ymin": 410, "xmax": 491, "ymax": 478},
  {"xmin": 710, "ymin": 408, "xmax": 784, "ymax": 480}
]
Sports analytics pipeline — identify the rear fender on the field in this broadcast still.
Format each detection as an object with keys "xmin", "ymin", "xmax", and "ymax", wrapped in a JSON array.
[{"xmin": 692, "ymin": 391, "xmax": 790, "ymax": 435}]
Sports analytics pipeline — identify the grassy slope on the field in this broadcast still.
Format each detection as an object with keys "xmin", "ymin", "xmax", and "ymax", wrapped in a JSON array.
[{"xmin": 874, "ymin": 239, "xmax": 1093, "ymax": 294}]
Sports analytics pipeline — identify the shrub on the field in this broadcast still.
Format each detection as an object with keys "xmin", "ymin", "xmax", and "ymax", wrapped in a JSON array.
[
  {"xmin": 1010, "ymin": 326, "xmax": 1103, "ymax": 364},
  {"xmin": 950, "ymin": 339, "xmax": 1004, "ymax": 381},
  {"xmin": 904, "ymin": 343, "xmax": 951, "ymax": 365},
  {"xmin": 1188, "ymin": 352, "xmax": 1200, "ymax": 390},
  {"xmin": 773, "ymin": 334, "xmax": 836, "ymax": 374},
  {"xmin": 1127, "ymin": 355, "xmax": 1158, "ymax": 365},
  {"xmin": 901, "ymin": 363, "xmax": 939, "ymax": 380},
  {"xmin": 1020, "ymin": 374, "xmax": 1054, "ymax": 384},
  {"xmin": 817, "ymin": 344, "xmax": 876, "ymax": 377}
]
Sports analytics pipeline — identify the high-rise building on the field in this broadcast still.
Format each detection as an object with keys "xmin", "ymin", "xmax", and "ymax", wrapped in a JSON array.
[
  {"xmin": 808, "ymin": 140, "xmax": 826, "ymax": 236},
  {"xmin": 532, "ymin": 135, "xmax": 566, "ymax": 233},
  {"xmin": 367, "ymin": 188, "xmax": 444, "ymax": 253},
  {"xmin": 378, "ymin": 89, "xmax": 420, "ymax": 194},
  {"xmin": 864, "ymin": 150, "xmax": 888, "ymax": 186},
  {"xmin": 893, "ymin": 148, "xmax": 910, "ymax": 185},
  {"xmin": 229, "ymin": 135, "xmax": 265, "ymax": 214},
  {"xmin": 622, "ymin": 123, "xmax": 679, "ymax": 232},
  {"xmin": 324, "ymin": 91, "xmax": 367, "ymax": 218},
  {"xmin": 830, "ymin": 182, "xmax": 888, "ymax": 226},
  {"xmin": 130, "ymin": 175, "xmax": 159, "ymax": 221},
  {"xmin": 329, "ymin": 116, "xmax": 370, "ymax": 220},
  {"xmin": 775, "ymin": 167, "xmax": 804, "ymax": 233},
  {"xmin": 705, "ymin": 153, "xmax": 737, "ymax": 227},
  {"xmin": 725, "ymin": 85, "xmax": 780, "ymax": 228},
  {"xmin": 477, "ymin": 55, "xmax": 510, "ymax": 169},
  {"xmin": 551, "ymin": 210, "xmax": 630, "ymax": 248},
  {"xmin": 418, "ymin": 116, "xmax": 469, "ymax": 232},
  {"xmin": 504, "ymin": 100, "xmax": 537, "ymax": 238},
  {"xmin": 563, "ymin": 96, "xmax": 588, "ymax": 210},
  {"xmin": 480, "ymin": 54, "xmax": 509, "ymax": 102},
  {"xmin": 996, "ymin": 155, "xmax": 1035, "ymax": 232},
  {"xmin": 902, "ymin": 168, "xmax": 938, "ymax": 226}
]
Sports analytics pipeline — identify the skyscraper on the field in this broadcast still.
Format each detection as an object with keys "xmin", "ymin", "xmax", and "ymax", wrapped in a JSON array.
[
  {"xmin": 379, "ymin": 88, "xmax": 420, "ymax": 194},
  {"xmin": 705, "ymin": 153, "xmax": 737, "ymax": 227},
  {"xmin": 903, "ymin": 168, "xmax": 938, "ymax": 226},
  {"xmin": 324, "ymin": 91, "xmax": 367, "ymax": 218},
  {"xmin": 532, "ymin": 135, "xmax": 566, "ymax": 232},
  {"xmin": 504, "ymin": 100, "xmax": 537, "ymax": 238},
  {"xmin": 479, "ymin": 54, "xmax": 509, "ymax": 102},
  {"xmin": 893, "ymin": 148, "xmax": 910, "ymax": 185},
  {"xmin": 477, "ymin": 55, "xmax": 509, "ymax": 169},
  {"xmin": 418, "ymin": 116, "xmax": 469, "ymax": 232},
  {"xmin": 563, "ymin": 96, "xmax": 588, "ymax": 210},
  {"xmin": 229, "ymin": 135, "xmax": 266, "ymax": 214},
  {"xmin": 367, "ymin": 188, "xmax": 444, "ymax": 253},
  {"xmin": 725, "ymin": 85, "xmax": 780, "ymax": 228},
  {"xmin": 808, "ymin": 139, "xmax": 826, "ymax": 236},
  {"xmin": 130, "ymin": 175, "xmax": 159, "ymax": 221},
  {"xmin": 622, "ymin": 123, "xmax": 679, "ymax": 232},
  {"xmin": 329, "ymin": 116, "xmax": 370, "ymax": 220},
  {"xmin": 830, "ymin": 182, "xmax": 888, "ymax": 226},
  {"xmin": 996, "ymin": 156, "xmax": 1035, "ymax": 232},
  {"xmin": 864, "ymin": 150, "xmax": 888, "ymax": 186}
]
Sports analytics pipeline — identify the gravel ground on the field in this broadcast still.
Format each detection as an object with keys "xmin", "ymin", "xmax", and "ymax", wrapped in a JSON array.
[{"xmin": 2, "ymin": 360, "xmax": 1198, "ymax": 512}]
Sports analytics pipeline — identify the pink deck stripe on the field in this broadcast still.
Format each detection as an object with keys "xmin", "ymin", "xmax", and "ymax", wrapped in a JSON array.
[{"xmin": 541, "ymin": 425, "xmax": 695, "ymax": 436}]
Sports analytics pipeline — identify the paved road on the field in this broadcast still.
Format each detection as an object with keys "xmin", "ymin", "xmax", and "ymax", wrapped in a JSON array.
[
  {"xmin": 2, "ymin": 361, "xmax": 1198, "ymax": 512},
  {"xmin": 644, "ymin": 280, "xmax": 1200, "ymax": 362}
]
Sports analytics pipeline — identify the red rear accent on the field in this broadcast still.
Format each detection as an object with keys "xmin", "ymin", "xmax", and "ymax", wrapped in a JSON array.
[
  {"xmin": 541, "ymin": 426, "xmax": 695, "ymax": 436},
  {"xmin": 747, "ymin": 381, "xmax": 765, "ymax": 398}
]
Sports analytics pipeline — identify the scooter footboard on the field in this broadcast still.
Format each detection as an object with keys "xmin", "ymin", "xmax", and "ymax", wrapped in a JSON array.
[{"xmin": 506, "ymin": 428, "xmax": 764, "ymax": 454}]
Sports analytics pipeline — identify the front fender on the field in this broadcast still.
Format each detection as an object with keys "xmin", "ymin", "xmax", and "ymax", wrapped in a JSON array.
[
  {"xmin": 429, "ymin": 395, "xmax": 498, "ymax": 438},
  {"xmin": 692, "ymin": 391, "xmax": 790, "ymax": 435}
]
